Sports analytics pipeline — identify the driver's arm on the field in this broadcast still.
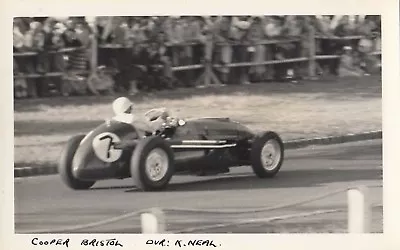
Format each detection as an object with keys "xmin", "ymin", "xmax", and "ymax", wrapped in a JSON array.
[
  {"xmin": 133, "ymin": 114, "xmax": 166, "ymax": 133},
  {"xmin": 130, "ymin": 115, "xmax": 157, "ymax": 133},
  {"xmin": 159, "ymin": 108, "xmax": 170, "ymax": 119},
  {"xmin": 146, "ymin": 108, "xmax": 170, "ymax": 121}
]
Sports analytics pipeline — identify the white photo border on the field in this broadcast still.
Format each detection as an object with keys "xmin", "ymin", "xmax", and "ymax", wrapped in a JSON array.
[{"xmin": 1, "ymin": 0, "xmax": 399, "ymax": 249}]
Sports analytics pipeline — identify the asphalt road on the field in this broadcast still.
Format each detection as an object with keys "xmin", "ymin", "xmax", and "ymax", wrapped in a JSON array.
[{"xmin": 14, "ymin": 139, "xmax": 383, "ymax": 233}]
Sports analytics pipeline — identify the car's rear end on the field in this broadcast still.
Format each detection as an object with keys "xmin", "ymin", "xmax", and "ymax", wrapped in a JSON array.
[{"xmin": 71, "ymin": 120, "xmax": 138, "ymax": 181}]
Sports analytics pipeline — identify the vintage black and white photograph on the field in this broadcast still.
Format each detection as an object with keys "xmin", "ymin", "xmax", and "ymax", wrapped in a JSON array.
[{"xmin": 12, "ymin": 14, "xmax": 383, "ymax": 235}]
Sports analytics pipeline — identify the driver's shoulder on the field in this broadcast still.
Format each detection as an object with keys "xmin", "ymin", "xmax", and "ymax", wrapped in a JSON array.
[{"xmin": 112, "ymin": 113, "xmax": 136, "ymax": 124}]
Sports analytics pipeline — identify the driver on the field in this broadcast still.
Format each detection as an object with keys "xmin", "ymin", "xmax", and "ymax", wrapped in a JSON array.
[{"xmin": 111, "ymin": 97, "xmax": 171, "ymax": 133}]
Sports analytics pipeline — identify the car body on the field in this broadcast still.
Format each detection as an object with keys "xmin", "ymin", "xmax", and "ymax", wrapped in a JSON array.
[{"xmin": 59, "ymin": 115, "xmax": 285, "ymax": 191}]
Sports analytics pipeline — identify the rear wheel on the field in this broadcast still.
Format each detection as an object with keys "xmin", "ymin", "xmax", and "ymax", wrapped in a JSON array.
[
  {"xmin": 58, "ymin": 135, "xmax": 96, "ymax": 190},
  {"xmin": 250, "ymin": 131, "xmax": 284, "ymax": 178},
  {"xmin": 130, "ymin": 136, "xmax": 175, "ymax": 191}
]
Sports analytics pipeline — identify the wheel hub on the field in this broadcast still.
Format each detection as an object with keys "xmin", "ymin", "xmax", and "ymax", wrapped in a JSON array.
[
  {"xmin": 260, "ymin": 139, "xmax": 281, "ymax": 171},
  {"xmin": 145, "ymin": 148, "xmax": 169, "ymax": 182}
]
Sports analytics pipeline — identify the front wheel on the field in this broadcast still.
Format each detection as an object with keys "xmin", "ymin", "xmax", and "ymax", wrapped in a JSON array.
[
  {"xmin": 130, "ymin": 136, "xmax": 175, "ymax": 191},
  {"xmin": 58, "ymin": 135, "xmax": 96, "ymax": 190},
  {"xmin": 250, "ymin": 131, "xmax": 284, "ymax": 178}
]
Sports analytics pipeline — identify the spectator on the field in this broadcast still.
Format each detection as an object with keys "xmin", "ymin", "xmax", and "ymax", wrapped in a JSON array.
[
  {"xmin": 358, "ymin": 16, "xmax": 379, "ymax": 36},
  {"xmin": 315, "ymin": 16, "xmax": 343, "ymax": 76},
  {"xmin": 264, "ymin": 16, "xmax": 282, "ymax": 38},
  {"xmin": 298, "ymin": 16, "xmax": 320, "ymax": 77},
  {"xmin": 62, "ymin": 20, "xmax": 86, "ymax": 72},
  {"xmin": 14, "ymin": 20, "xmax": 40, "ymax": 97},
  {"xmin": 146, "ymin": 42, "xmax": 167, "ymax": 90},
  {"xmin": 61, "ymin": 71, "xmax": 88, "ymax": 96},
  {"xmin": 58, "ymin": 19, "xmax": 91, "ymax": 97},
  {"xmin": 39, "ymin": 17, "xmax": 57, "ymax": 74},
  {"xmin": 15, "ymin": 18, "xmax": 31, "ymax": 35},
  {"xmin": 129, "ymin": 18, "xmax": 147, "ymax": 44},
  {"xmin": 314, "ymin": 16, "xmax": 332, "ymax": 36},
  {"xmin": 178, "ymin": 16, "xmax": 202, "ymax": 87},
  {"xmin": 43, "ymin": 18, "xmax": 57, "ymax": 47},
  {"xmin": 215, "ymin": 16, "xmax": 234, "ymax": 84},
  {"xmin": 13, "ymin": 19, "xmax": 30, "ymax": 98},
  {"xmin": 246, "ymin": 17, "xmax": 266, "ymax": 82},
  {"xmin": 282, "ymin": 16, "xmax": 305, "ymax": 81},
  {"xmin": 112, "ymin": 20, "xmax": 128, "ymax": 45},
  {"xmin": 184, "ymin": 16, "xmax": 204, "ymax": 62},
  {"xmin": 103, "ymin": 19, "xmax": 134, "ymax": 93},
  {"xmin": 284, "ymin": 16, "xmax": 302, "ymax": 37},
  {"xmin": 62, "ymin": 20, "xmax": 81, "ymax": 47},
  {"xmin": 167, "ymin": 16, "xmax": 185, "ymax": 66},
  {"xmin": 96, "ymin": 17, "xmax": 113, "ymax": 44},
  {"xmin": 76, "ymin": 20, "xmax": 93, "ymax": 68},
  {"xmin": 334, "ymin": 16, "xmax": 353, "ymax": 37},
  {"xmin": 13, "ymin": 19, "xmax": 25, "ymax": 52},
  {"xmin": 114, "ymin": 40, "xmax": 137, "ymax": 93},
  {"xmin": 13, "ymin": 18, "xmax": 29, "ymax": 76},
  {"xmin": 256, "ymin": 17, "xmax": 277, "ymax": 81},
  {"xmin": 357, "ymin": 32, "xmax": 380, "ymax": 74},
  {"xmin": 266, "ymin": 16, "xmax": 290, "ymax": 81},
  {"xmin": 167, "ymin": 16, "xmax": 194, "ymax": 87},
  {"xmin": 158, "ymin": 43, "xmax": 175, "ymax": 89},
  {"xmin": 75, "ymin": 21, "xmax": 92, "ymax": 47},
  {"xmin": 29, "ymin": 18, "xmax": 62, "ymax": 96},
  {"xmin": 14, "ymin": 60, "xmax": 29, "ymax": 98},
  {"xmin": 14, "ymin": 15, "xmax": 381, "ymax": 98},
  {"xmin": 230, "ymin": 16, "xmax": 252, "ymax": 84},
  {"xmin": 87, "ymin": 65, "xmax": 115, "ymax": 95},
  {"xmin": 338, "ymin": 46, "xmax": 364, "ymax": 77},
  {"xmin": 25, "ymin": 22, "xmax": 52, "ymax": 96},
  {"xmin": 23, "ymin": 22, "xmax": 44, "ymax": 69},
  {"xmin": 130, "ymin": 42, "xmax": 151, "ymax": 91},
  {"xmin": 96, "ymin": 17, "xmax": 118, "ymax": 68}
]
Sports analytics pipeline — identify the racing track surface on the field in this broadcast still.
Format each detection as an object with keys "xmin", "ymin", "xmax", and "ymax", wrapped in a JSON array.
[{"xmin": 15, "ymin": 140, "xmax": 383, "ymax": 233}]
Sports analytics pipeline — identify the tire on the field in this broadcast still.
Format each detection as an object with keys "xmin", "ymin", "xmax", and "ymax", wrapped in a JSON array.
[
  {"xmin": 58, "ymin": 135, "xmax": 96, "ymax": 190},
  {"xmin": 130, "ymin": 136, "xmax": 175, "ymax": 191},
  {"xmin": 250, "ymin": 131, "xmax": 284, "ymax": 178}
]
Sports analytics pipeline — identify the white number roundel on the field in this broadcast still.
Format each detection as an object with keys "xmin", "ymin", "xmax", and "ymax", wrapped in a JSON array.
[{"xmin": 92, "ymin": 132, "xmax": 123, "ymax": 163}]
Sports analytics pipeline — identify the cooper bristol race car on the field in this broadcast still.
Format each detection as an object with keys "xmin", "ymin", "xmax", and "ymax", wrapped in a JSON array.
[{"xmin": 59, "ymin": 111, "xmax": 285, "ymax": 191}]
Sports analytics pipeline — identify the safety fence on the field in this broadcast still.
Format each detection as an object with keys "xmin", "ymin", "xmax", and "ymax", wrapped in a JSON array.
[
  {"xmin": 13, "ymin": 47, "xmax": 95, "ymax": 78},
  {"xmin": 13, "ymin": 31, "xmax": 381, "ymax": 99},
  {"xmin": 17, "ymin": 184, "xmax": 382, "ymax": 234}
]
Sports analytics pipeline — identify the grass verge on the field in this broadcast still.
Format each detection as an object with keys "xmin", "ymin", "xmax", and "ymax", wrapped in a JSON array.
[{"xmin": 14, "ymin": 76, "xmax": 381, "ymax": 168}]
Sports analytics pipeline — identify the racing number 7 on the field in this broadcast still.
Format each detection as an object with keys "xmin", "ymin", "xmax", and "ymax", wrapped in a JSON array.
[{"xmin": 99, "ymin": 135, "xmax": 115, "ymax": 159}]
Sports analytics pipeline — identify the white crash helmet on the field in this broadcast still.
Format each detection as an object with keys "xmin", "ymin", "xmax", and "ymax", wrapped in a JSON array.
[{"xmin": 112, "ymin": 97, "xmax": 133, "ymax": 115}]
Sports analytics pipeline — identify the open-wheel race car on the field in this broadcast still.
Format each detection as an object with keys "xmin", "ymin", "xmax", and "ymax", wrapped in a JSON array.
[{"xmin": 59, "ymin": 110, "xmax": 285, "ymax": 191}]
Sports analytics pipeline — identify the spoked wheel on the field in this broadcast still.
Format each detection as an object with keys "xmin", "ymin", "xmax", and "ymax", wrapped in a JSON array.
[
  {"xmin": 250, "ymin": 131, "xmax": 284, "ymax": 178},
  {"xmin": 144, "ymin": 148, "xmax": 170, "ymax": 182},
  {"xmin": 130, "ymin": 136, "xmax": 174, "ymax": 191}
]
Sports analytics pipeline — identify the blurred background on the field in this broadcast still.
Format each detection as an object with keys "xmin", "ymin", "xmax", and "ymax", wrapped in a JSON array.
[{"xmin": 13, "ymin": 15, "xmax": 381, "ymax": 98}]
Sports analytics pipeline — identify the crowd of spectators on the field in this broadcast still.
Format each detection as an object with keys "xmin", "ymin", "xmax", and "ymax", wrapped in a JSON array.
[{"xmin": 13, "ymin": 15, "xmax": 381, "ymax": 98}]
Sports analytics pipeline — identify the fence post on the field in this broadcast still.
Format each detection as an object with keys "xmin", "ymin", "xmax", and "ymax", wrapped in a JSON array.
[
  {"xmin": 90, "ymin": 18, "xmax": 98, "ymax": 75},
  {"xmin": 195, "ymin": 37, "xmax": 223, "ymax": 87},
  {"xmin": 347, "ymin": 186, "xmax": 371, "ymax": 233},
  {"xmin": 307, "ymin": 16, "xmax": 317, "ymax": 80},
  {"xmin": 141, "ymin": 208, "xmax": 166, "ymax": 234},
  {"xmin": 204, "ymin": 39, "xmax": 213, "ymax": 87}
]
